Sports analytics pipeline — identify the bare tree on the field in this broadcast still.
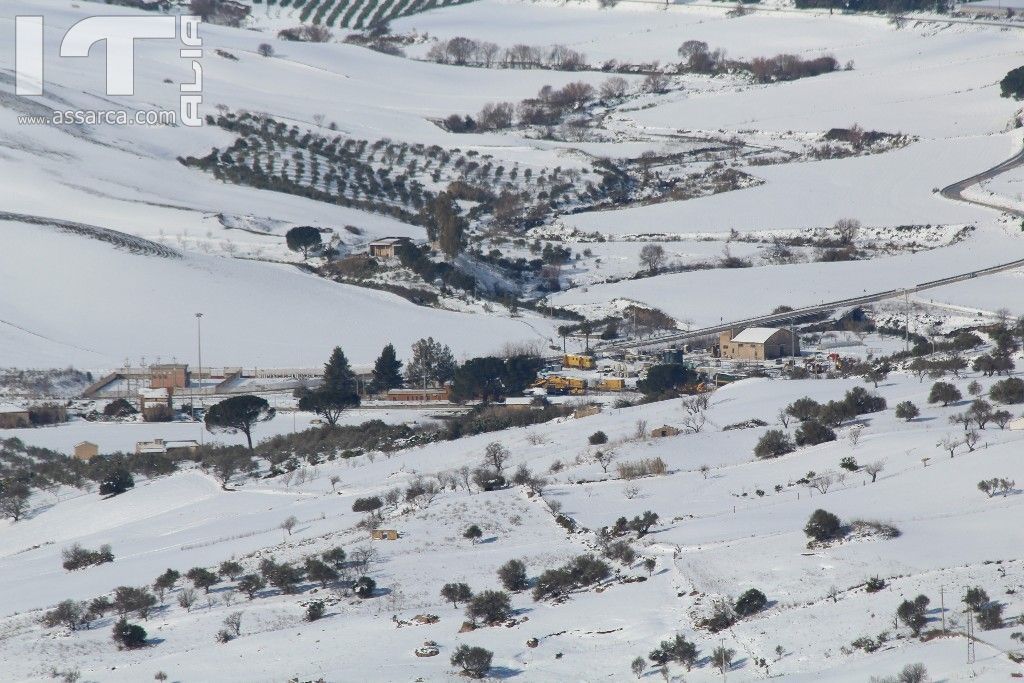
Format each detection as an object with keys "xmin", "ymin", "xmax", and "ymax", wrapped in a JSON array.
[
  {"xmin": 599, "ymin": 75, "xmax": 629, "ymax": 99},
  {"xmin": 834, "ymin": 218, "xmax": 860, "ymax": 245},
  {"xmin": 177, "ymin": 587, "xmax": 196, "ymax": 612},
  {"xmin": 863, "ymin": 460, "xmax": 885, "ymax": 483},
  {"xmin": 699, "ymin": 464, "xmax": 710, "ymax": 480},
  {"xmin": 777, "ymin": 408, "xmax": 791, "ymax": 428},
  {"xmin": 808, "ymin": 470, "xmax": 843, "ymax": 495},
  {"xmin": 593, "ymin": 449, "xmax": 615, "ymax": 474},
  {"xmin": 483, "ymin": 442, "xmax": 510, "ymax": 475},
  {"xmin": 329, "ymin": 475, "xmax": 341, "ymax": 491},
  {"xmin": 964, "ymin": 429, "xmax": 980, "ymax": 452},
  {"xmin": 639, "ymin": 244, "xmax": 667, "ymax": 274},
  {"xmin": 634, "ymin": 419, "xmax": 648, "ymax": 440},
  {"xmin": 281, "ymin": 516, "xmax": 298, "ymax": 536},
  {"xmin": 939, "ymin": 436, "xmax": 961, "ymax": 458},
  {"xmin": 681, "ymin": 411, "xmax": 707, "ymax": 434},
  {"xmin": 223, "ymin": 611, "xmax": 243, "ymax": 637}
]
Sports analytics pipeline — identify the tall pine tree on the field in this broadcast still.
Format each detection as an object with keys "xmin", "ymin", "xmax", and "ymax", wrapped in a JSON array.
[
  {"xmin": 322, "ymin": 347, "xmax": 357, "ymax": 395},
  {"xmin": 370, "ymin": 344, "xmax": 403, "ymax": 394},
  {"xmin": 300, "ymin": 347, "xmax": 360, "ymax": 426}
]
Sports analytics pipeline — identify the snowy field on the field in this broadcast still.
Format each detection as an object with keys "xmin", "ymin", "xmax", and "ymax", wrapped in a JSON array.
[
  {"xmin": 1, "ymin": 367, "xmax": 1023, "ymax": 681},
  {"xmin": 3, "ymin": 0, "xmax": 1024, "ymax": 680}
]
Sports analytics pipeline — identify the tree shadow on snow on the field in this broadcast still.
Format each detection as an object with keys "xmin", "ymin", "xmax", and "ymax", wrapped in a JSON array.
[{"xmin": 487, "ymin": 665, "xmax": 524, "ymax": 679}]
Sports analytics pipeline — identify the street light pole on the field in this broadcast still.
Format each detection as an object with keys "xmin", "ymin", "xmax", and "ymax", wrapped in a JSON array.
[{"xmin": 196, "ymin": 312, "xmax": 204, "ymax": 445}]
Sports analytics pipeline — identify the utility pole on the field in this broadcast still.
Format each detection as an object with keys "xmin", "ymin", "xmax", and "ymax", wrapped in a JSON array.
[
  {"xmin": 195, "ymin": 312, "xmax": 204, "ymax": 445},
  {"xmin": 904, "ymin": 289, "xmax": 910, "ymax": 352},
  {"xmin": 940, "ymin": 585, "xmax": 946, "ymax": 634},
  {"xmin": 966, "ymin": 609, "xmax": 976, "ymax": 664}
]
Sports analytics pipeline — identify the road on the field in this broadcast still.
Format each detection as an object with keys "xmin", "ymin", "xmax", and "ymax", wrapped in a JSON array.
[
  {"xmin": 596, "ymin": 147, "xmax": 1024, "ymax": 352},
  {"xmin": 940, "ymin": 143, "xmax": 1024, "ymax": 217}
]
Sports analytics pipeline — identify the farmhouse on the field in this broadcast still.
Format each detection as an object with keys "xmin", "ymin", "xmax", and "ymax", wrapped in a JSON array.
[
  {"xmin": 73, "ymin": 441, "xmax": 99, "ymax": 462},
  {"xmin": 718, "ymin": 327, "xmax": 799, "ymax": 361},
  {"xmin": 367, "ymin": 237, "xmax": 409, "ymax": 260},
  {"xmin": 371, "ymin": 529, "xmax": 399, "ymax": 540},
  {"xmin": 0, "ymin": 404, "xmax": 30, "ymax": 429}
]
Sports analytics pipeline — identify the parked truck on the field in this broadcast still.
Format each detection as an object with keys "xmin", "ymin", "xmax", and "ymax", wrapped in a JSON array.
[{"xmin": 530, "ymin": 375, "xmax": 587, "ymax": 395}]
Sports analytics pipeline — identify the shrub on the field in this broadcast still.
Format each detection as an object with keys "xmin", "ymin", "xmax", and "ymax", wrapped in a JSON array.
[
  {"xmin": 103, "ymin": 398, "xmax": 136, "ymax": 418},
  {"xmin": 896, "ymin": 595, "xmax": 930, "ymax": 636},
  {"xmin": 532, "ymin": 555, "xmax": 610, "ymax": 600},
  {"xmin": 305, "ymin": 600, "xmax": 325, "ymax": 621},
  {"xmin": 990, "ymin": 377, "xmax": 1024, "ymax": 404},
  {"xmin": 754, "ymin": 430, "xmax": 795, "ymax": 458},
  {"xmin": 466, "ymin": 590, "xmax": 512, "ymax": 624},
  {"xmin": 464, "ymin": 524, "xmax": 483, "ymax": 542},
  {"xmin": 111, "ymin": 618, "xmax": 147, "ymax": 649},
  {"xmin": 843, "ymin": 386, "xmax": 886, "ymax": 414},
  {"xmin": 237, "ymin": 574, "xmax": 265, "ymax": 600},
  {"xmin": 588, "ymin": 430, "xmax": 608, "ymax": 445},
  {"xmin": 450, "ymin": 644, "xmax": 493, "ymax": 679},
  {"xmin": 113, "ymin": 586, "xmax": 157, "ymax": 619},
  {"xmin": 648, "ymin": 633, "xmax": 698, "ymax": 670},
  {"xmin": 42, "ymin": 600, "xmax": 87, "ymax": 630},
  {"xmin": 441, "ymin": 582, "xmax": 473, "ymax": 607},
  {"xmin": 351, "ymin": 496, "xmax": 383, "ymax": 513},
  {"xmin": 703, "ymin": 599, "xmax": 736, "ymax": 632},
  {"xmin": 354, "ymin": 576, "xmax": 376, "ymax": 599},
  {"xmin": 962, "ymin": 586, "xmax": 989, "ymax": 611},
  {"xmin": 603, "ymin": 540, "xmax": 636, "ymax": 565},
  {"xmin": 928, "ymin": 381, "xmax": 961, "ymax": 406},
  {"xmin": 62, "ymin": 544, "xmax": 114, "ymax": 571},
  {"xmin": 895, "ymin": 401, "xmax": 919, "ymax": 421},
  {"xmin": 794, "ymin": 420, "xmax": 836, "ymax": 446},
  {"xmin": 734, "ymin": 588, "xmax": 768, "ymax": 617},
  {"xmin": 865, "ymin": 576, "xmax": 886, "ymax": 592},
  {"xmin": 804, "ymin": 509, "xmax": 842, "ymax": 542},
  {"xmin": 186, "ymin": 567, "xmax": 219, "ymax": 593},
  {"xmin": 978, "ymin": 601, "xmax": 1004, "ymax": 630},
  {"xmin": 785, "ymin": 397, "xmax": 821, "ymax": 422},
  {"xmin": 99, "ymin": 468, "xmax": 134, "ymax": 496},
  {"xmin": 616, "ymin": 457, "xmax": 667, "ymax": 479},
  {"xmin": 497, "ymin": 559, "xmax": 528, "ymax": 592},
  {"xmin": 1001, "ymin": 65, "xmax": 1024, "ymax": 99}
]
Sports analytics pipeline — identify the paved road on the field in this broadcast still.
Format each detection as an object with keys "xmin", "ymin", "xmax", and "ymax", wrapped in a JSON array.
[
  {"xmin": 596, "ymin": 147, "xmax": 1024, "ymax": 352},
  {"xmin": 940, "ymin": 143, "xmax": 1024, "ymax": 217}
]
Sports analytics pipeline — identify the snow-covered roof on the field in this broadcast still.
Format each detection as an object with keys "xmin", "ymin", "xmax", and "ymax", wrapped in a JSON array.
[
  {"xmin": 1010, "ymin": 417, "xmax": 1024, "ymax": 431},
  {"xmin": 0, "ymin": 403, "xmax": 28, "ymax": 414},
  {"xmin": 369, "ymin": 237, "xmax": 409, "ymax": 246},
  {"xmin": 140, "ymin": 388, "xmax": 169, "ymax": 399},
  {"xmin": 731, "ymin": 327, "xmax": 785, "ymax": 344}
]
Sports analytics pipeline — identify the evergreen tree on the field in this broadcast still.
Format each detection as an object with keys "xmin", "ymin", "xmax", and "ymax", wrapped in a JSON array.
[
  {"xmin": 205, "ymin": 395, "xmax": 275, "ymax": 452},
  {"xmin": 405, "ymin": 337, "xmax": 456, "ymax": 387},
  {"xmin": 322, "ymin": 346, "xmax": 358, "ymax": 395},
  {"xmin": 369, "ymin": 344, "xmax": 403, "ymax": 394},
  {"xmin": 300, "ymin": 347, "xmax": 360, "ymax": 426}
]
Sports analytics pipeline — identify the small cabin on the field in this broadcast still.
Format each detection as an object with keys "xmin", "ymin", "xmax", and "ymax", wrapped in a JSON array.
[
  {"xmin": 73, "ymin": 441, "xmax": 99, "ymax": 462},
  {"xmin": 367, "ymin": 237, "xmax": 409, "ymax": 260},
  {"xmin": 371, "ymin": 529, "xmax": 399, "ymax": 541},
  {"xmin": 651, "ymin": 425, "xmax": 681, "ymax": 438}
]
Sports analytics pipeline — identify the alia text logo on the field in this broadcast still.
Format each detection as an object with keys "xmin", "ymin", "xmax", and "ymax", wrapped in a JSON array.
[{"xmin": 15, "ymin": 15, "xmax": 203, "ymax": 127}]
